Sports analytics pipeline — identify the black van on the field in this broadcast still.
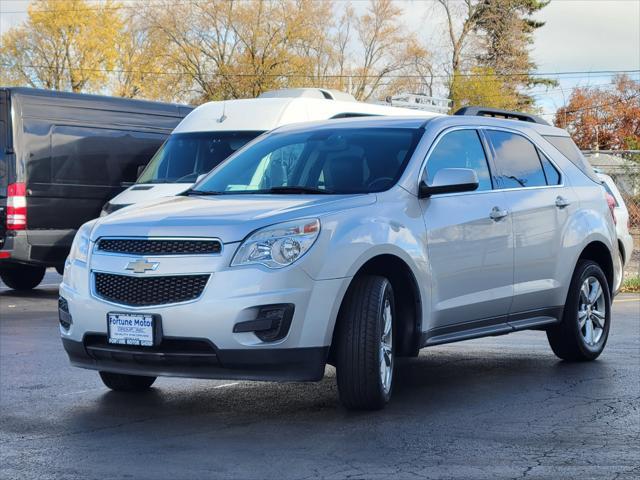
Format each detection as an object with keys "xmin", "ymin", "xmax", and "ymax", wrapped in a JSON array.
[{"xmin": 0, "ymin": 88, "xmax": 192, "ymax": 290}]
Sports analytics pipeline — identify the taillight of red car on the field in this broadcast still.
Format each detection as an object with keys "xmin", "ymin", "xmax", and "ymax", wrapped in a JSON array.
[{"xmin": 6, "ymin": 182, "xmax": 27, "ymax": 230}]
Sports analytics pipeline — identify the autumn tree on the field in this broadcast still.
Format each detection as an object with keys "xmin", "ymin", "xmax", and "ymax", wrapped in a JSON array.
[
  {"xmin": 111, "ymin": 13, "xmax": 186, "ymax": 101},
  {"xmin": 138, "ymin": 0, "xmax": 338, "ymax": 102},
  {"xmin": 474, "ymin": 0, "xmax": 555, "ymax": 107},
  {"xmin": 555, "ymin": 75, "xmax": 640, "ymax": 151},
  {"xmin": 450, "ymin": 67, "xmax": 519, "ymax": 111},
  {"xmin": 0, "ymin": 0, "xmax": 122, "ymax": 92},
  {"xmin": 436, "ymin": 0, "xmax": 551, "ymax": 111},
  {"xmin": 346, "ymin": 0, "xmax": 426, "ymax": 101}
]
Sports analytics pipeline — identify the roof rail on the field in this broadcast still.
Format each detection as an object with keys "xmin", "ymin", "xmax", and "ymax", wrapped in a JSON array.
[{"xmin": 454, "ymin": 106, "xmax": 549, "ymax": 126}]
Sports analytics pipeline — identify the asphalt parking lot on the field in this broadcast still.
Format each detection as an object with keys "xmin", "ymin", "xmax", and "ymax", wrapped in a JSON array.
[{"xmin": 1, "ymin": 271, "xmax": 639, "ymax": 480}]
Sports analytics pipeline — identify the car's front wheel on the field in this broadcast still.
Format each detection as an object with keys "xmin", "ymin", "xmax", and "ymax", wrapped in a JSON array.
[
  {"xmin": 99, "ymin": 372, "xmax": 156, "ymax": 392},
  {"xmin": 547, "ymin": 260, "xmax": 611, "ymax": 361},
  {"xmin": 335, "ymin": 275, "xmax": 395, "ymax": 410}
]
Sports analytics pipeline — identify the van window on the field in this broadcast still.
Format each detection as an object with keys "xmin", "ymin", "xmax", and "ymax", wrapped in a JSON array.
[
  {"xmin": 426, "ymin": 129, "xmax": 492, "ymax": 191},
  {"xmin": 486, "ymin": 130, "xmax": 546, "ymax": 189},
  {"xmin": 29, "ymin": 126, "xmax": 166, "ymax": 186},
  {"xmin": 137, "ymin": 131, "xmax": 263, "ymax": 184}
]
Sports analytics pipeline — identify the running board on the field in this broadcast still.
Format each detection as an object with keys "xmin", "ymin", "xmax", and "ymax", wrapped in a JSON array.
[{"xmin": 422, "ymin": 308, "xmax": 562, "ymax": 347}]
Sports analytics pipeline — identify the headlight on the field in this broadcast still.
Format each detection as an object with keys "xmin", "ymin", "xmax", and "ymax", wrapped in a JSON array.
[
  {"xmin": 67, "ymin": 221, "xmax": 93, "ymax": 264},
  {"xmin": 231, "ymin": 218, "xmax": 320, "ymax": 269}
]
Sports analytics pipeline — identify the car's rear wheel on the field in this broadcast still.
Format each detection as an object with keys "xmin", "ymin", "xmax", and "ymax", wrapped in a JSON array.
[
  {"xmin": 0, "ymin": 264, "xmax": 46, "ymax": 290},
  {"xmin": 547, "ymin": 260, "xmax": 611, "ymax": 361},
  {"xmin": 335, "ymin": 275, "xmax": 395, "ymax": 410},
  {"xmin": 99, "ymin": 371, "xmax": 156, "ymax": 392}
]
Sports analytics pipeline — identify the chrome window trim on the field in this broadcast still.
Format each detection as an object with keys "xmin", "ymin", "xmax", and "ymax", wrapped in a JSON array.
[
  {"xmin": 93, "ymin": 236, "xmax": 224, "ymax": 257},
  {"xmin": 417, "ymin": 125, "xmax": 565, "ymax": 198}
]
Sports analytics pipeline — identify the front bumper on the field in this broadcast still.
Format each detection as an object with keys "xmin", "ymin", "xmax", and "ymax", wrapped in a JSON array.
[
  {"xmin": 60, "ymin": 248, "xmax": 350, "ymax": 382},
  {"xmin": 62, "ymin": 336, "xmax": 328, "ymax": 381}
]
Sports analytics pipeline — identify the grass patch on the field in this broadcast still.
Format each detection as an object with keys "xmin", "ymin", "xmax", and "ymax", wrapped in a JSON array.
[{"xmin": 620, "ymin": 276, "xmax": 640, "ymax": 293}]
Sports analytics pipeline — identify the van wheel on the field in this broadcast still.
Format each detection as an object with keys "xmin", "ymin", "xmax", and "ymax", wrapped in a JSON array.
[
  {"xmin": 99, "ymin": 372, "xmax": 156, "ymax": 392},
  {"xmin": 547, "ymin": 260, "xmax": 611, "ymax": 361},
  {"xmin": 335, "ymin": 275, "xmax": 395, "ymax": 410},
  {"xmin": 0, "ymin": 264, "xmax": 46, "ymax": 290}
]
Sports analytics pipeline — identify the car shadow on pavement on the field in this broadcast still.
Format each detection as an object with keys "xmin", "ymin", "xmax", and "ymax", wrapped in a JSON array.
[{"xmin": 60, "ymin": 347, "xmax": 616, "ymax": 434}]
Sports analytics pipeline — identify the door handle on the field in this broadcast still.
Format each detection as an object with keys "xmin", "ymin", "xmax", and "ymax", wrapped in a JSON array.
[
  {"xmin": 555, "ymin": 196, "xmax": 571, "ymax": 209},
  {"xmin": 490, "ymin": 206, "xmax": 509, "ymax": 221}
]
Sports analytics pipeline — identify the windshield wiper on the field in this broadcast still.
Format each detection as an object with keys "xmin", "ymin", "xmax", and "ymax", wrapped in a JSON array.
[
  {"xmin": 182, "ymin": 189, "xmax": 224, "ymax": 196},
  {"xmin": 260, "ymin": 186, "xmax": 334, "ymax": 194}
]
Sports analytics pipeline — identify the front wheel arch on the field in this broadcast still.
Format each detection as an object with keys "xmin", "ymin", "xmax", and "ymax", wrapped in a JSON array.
[{"xmin": 328, "ymin": 254, "xmax": 422, "ymax": 365}]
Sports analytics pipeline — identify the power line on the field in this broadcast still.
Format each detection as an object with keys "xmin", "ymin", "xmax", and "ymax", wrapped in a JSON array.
[
  {"xmin": 1, "ymin": 62, "xmax": 638, "ymax": 80},
  {"xmin": 540, "ymin": 93, "xmax": 640, "ymax": 117}
]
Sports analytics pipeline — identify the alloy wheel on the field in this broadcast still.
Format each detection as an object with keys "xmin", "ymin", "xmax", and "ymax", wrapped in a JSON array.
[{"xmin": 578, "ymin": 276, "xmax": 606, "ymax": 346}]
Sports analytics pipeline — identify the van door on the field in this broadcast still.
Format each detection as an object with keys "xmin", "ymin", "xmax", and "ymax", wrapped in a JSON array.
[
  {"xmin": 420, "ymin": 129, "xmax": 514, "ymax": 340},
  {"xmin": 0, "ymin": 90, "xmax": 11, "ymax": 245},
  {"xmin": 26, "ymin": 125, "xmax": 167, "ymax": 231},
  {"xmin": 484, "ymin": 129, "xmax": 574, "ymax": 318}
]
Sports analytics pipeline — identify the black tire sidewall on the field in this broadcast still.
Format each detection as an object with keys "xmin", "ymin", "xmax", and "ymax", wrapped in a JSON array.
[
  {"xmin": 567, "ymin": 261, "xmax": 611, "ymax": 360},
  {"xmin": 378, "ymin": 281, "xmax": 395, "ymax": 403},
  {"xmin": 0, "ymin": 264, "xmax": 46, "ymax": 290}
]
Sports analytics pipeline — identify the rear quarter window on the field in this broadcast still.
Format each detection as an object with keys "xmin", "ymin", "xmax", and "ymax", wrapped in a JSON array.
[{"xmin": 543, "ymin": 135, "xmax": 599, "ymax": 182}]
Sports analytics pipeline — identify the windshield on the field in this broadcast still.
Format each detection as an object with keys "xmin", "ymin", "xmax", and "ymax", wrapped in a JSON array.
[
  {"xmin": 192, "ymin": 127, "xmax": 421, "ymax": 195},
  {"xmin": 136, "ymin": 131, "xmax": 263, "ymax": 184}
]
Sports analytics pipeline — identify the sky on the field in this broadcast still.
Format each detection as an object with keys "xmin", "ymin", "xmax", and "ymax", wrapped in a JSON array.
[{"xmin": 1, "ymin": 0, "xmax": 639, "ymax": 119}]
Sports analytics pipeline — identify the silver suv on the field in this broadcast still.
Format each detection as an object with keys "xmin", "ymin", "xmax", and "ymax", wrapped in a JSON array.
[{"xmin": 60, "ymin": 109, "xmax": 620, "ymax": 410}]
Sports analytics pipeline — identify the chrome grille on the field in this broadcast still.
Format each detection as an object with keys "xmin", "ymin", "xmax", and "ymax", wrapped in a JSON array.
[
  {"xmin": 96, "ymin": 238, "xmax": 222, "ymax": 256},
  {"xmin": 94, "ymin": 272, "xmax": 210, "ymax": 306}
]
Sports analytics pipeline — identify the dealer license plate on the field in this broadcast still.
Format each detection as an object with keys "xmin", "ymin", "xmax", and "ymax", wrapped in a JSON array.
[{"xmin": 107, "ymin": 312, "xmax": 156, "ymax": 347}]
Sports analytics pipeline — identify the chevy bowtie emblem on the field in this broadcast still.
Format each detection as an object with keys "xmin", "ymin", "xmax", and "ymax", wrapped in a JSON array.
[{"xmin": 125, "ymin": 259, "xmax": 159, "ymax": 274}]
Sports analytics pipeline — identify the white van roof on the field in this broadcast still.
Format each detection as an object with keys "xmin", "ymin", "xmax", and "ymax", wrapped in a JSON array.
[{"xmin": 173, "ymin": 97, "xmax": 440, "ymax": 134}]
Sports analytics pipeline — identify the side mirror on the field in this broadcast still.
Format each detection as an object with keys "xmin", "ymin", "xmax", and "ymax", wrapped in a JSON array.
[{"xmin": 418, "ymin": 168, "xmax": 479, "ymax": 198}]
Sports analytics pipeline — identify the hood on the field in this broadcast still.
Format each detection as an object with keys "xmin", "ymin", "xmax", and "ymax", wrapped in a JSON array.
[
  {"xmin": 109, "ymin": 183, "xmax": 192, "ymax": 206},
  {"xmin": 92, "ymin": 194, "xmax": 375, "ymax": 243}
]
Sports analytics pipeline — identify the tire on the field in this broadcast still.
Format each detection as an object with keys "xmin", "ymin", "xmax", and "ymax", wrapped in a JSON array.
[
  {"xmin": 335, "ymin": 275, "xmax": 395, "ymax": 410},
  {"xmin": 99, "ymin": 371, "xmax": 156, "ymax": 392},
  {"xmin": 547, "ymin": 260, "xmax": 611, "ymax": 361},
  {"xmin": 0, "ymin": 264, "xmax": 46, "ymax": 290}
]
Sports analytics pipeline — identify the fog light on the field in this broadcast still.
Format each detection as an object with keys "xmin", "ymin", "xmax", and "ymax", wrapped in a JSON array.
[
  {"xmin": 58, "ymin": 296, "xmax": 72, "ymax": 330},
  {"xmin": 233, "ymin": 304, "xmax": 294, "ymax": 342}
]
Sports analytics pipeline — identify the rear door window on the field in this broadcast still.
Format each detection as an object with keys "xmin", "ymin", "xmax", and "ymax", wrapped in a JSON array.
[
  {"xmin": 426, "ymin": 129, "xmax": 493, "ymax": 191},
  {"xmin": 486, "ymin": 130, "xmax": 546, "ymax": 189}
]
